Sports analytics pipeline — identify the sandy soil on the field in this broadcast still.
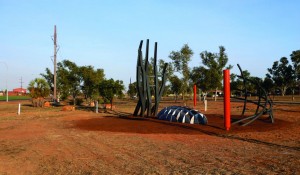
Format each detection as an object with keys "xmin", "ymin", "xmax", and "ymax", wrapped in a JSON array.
[{"xmin": 0, "ymin": 99, "xmax": 299, "ymax": 174}]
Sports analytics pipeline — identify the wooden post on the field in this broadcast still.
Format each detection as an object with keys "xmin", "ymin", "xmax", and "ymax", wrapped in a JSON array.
[{"xmin": 53, "ymin": 25, "xmax": 57, "ymax": 102}]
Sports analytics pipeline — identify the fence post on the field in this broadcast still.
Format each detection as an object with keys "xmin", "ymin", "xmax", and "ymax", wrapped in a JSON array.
[
  {"xmin": 95, "ymin": 101, "xmax": 99, "ymax": 113},
  {"xmin": 18, "ymin": 103, "xmax": 21, "ymax": 115}
]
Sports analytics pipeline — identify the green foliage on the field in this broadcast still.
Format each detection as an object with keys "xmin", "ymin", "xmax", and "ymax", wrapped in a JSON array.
[
  {"xmin": 43, "ymin": 60, "xmax": 106, "ymax": 103},
  {"xmin": 199, "ymin": 46, "xmax": 232, "ymax": 92},
  {"xmin": 291, "ymin": 50, "xmax": 300, "ymax": 79},
  {"xmin": 40, "ymin": 68, "xmax": 54, "ymax": 94},
  {"xmin": 231, "ymin": 70, "xmax": 258, "ymax": 95},
  {"xmin": 262, "ymin": 77, "xmax": 274, "ymax": 94},
  {"xmin": 99, "ymin": 79, "xmax": 124, "ymax": 106},
  {"xmin": 190, "ymin": 46, "xmax": 231, "ymax": 98},
  {"xmin": 190, "ymin": 66, "xmax": 210, "ymax": 92},
  {"xmin": 127, "ymin": 82, "xmax": 137, "ymax": 98},
  {"xmin": 40, "ymin": 59, "xmax": 126, "ymax": 105},
  {"xmin": 80, "ymin": 65, "xmax": 105, "ymax": 100},
  {"xmin": 169, "ymin": 75, "xmax": 182, "ymax": 101},
  {"xmin": 169, "ymin": 44, "xmax": 193, "ymax": 99},
  {"xmin": 27, "ymin": 78, "xmax": 50, "ymax": 98},
  {"xmin": 291, "ymin": 50, "xmax": 300, "ymax": 92},
  {"xmin": 267, "ymin": 57, "xmax": 295, "ymax": 96},
  {"xmin": 159, "ymin": 59, "xmax": 174, "ymax": 83},
  {"xmin": 57, "ymin": 60, "xmax": 82, "ymax": 105}
]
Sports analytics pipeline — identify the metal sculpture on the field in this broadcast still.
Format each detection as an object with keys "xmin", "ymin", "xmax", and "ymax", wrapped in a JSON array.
[
  {"xmin": 157, "ymin": 106, "xmax": 208, "ymax": 125},
  {"xmin": 232, "ymin": 64, "xmax": 274, "ymax": 126},
  {"xmin": 133, "ymin": 39, "xmax": 168, "ymax": 117}
]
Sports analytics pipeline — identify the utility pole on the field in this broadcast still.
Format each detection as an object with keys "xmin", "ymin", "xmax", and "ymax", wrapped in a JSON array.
[
  {"xmin": 20, "ymin": 76, "xmax": 23, "ymax": 89},
  {"xmin": 53, "ymin": 25, "xmax": 57, "ymax": 102},
  {"xmin": 19, "ymin": 76, "xmax": 24, "ymax": 95}
]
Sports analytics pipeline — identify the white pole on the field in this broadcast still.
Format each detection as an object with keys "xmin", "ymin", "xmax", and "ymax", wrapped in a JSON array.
[
  {"xmin": 18, "ymin": 103, "xmax": 21, "ymax": 115},
  {"xmin": 95, "ymin": 101, "xmax": 98, "ymax": 113},
  {"xmin": 204, "ymin": 100, "xmax": 207, "ymax": 111}
]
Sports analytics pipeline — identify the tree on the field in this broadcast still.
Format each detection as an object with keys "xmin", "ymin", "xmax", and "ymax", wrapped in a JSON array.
[
  {"xmin": 28, "ymin": 78, "xmax": 50, "ymax": 107},
  {"xmin": 267, "ymin": 57, "xmax": 295, "ymax": 96},
  {"xmin": 57, "ymin": 60, "xmax": 81, "ymax": 105},
  {"xmin": 40, "ymin": 68, "xmax": 54, "ymax": 96},
  {"xmin": 80, "ymin": 65, "xmax": 105, "ymax": 102},
  {"xmin": 169, "ymin": 44, "xmax": 193, "ymax": 100},
  {"xmin": 99, "ymin": 79, "xmax": 124, "ymax": 109},
  {"xmin": 199, "ymin": 46, "xmax": 232, "ymax": 100},
  {"xmin": 42, "ymin": 60, "xmax": 105, "ymax": 104},
  {"xmin": 169, "ymin": 75, "xmax": 182, "ymax": 102},
  {"xmin": 190, "ymin": 66, "xmax": 209, "ymax": 92},
  {"xmin": 127, "ymin": 82, "xmax": 137, "ymax": 98},
  {"xmin": 290, "ymin": 50, "xmax": 300, "ymax": 95},
  {"xmin": 230, "ymin": 70, "xmax": 257, "ymax": 97},
  {"xmin": 262, "ymin": 77, "xmax": 274, "ymax": 95},
  {"xmin": 159, "ymin": 59, "xmax": 174, "ymax": 81}
]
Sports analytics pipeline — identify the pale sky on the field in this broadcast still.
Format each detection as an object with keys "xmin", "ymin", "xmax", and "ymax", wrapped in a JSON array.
[{"xmin": 0, "ymin": 0, "xmax": 299, "ymax": 90}]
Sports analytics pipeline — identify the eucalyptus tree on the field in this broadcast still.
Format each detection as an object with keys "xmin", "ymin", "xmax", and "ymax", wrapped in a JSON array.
[
  {"xmin": 199, "ymin": 46, "xmax": 232, "ymax": 101},
  {"xmin": 169, "ymin": 75, "xmax": 182, "ymax": 102},
  {"xmin": 127, "ymin": 82, "xmax": 137, "ymax": 98},
  {"xmin": 230, "ymin": 70, "xmax": 257, "ymax": 97},
  {"xmin": 99, "ymin": 79, "xmax": 124, "ymax": 109},
  {"xmin": 40, "ymin": 68, "xmax": 54, "ymax": 95},
  {"xmin": 57, "ymin": 60, "xmax": 81, "ymax": 105},
  {"xmin": 262, "ymin": 77, "xmax": 274, "ymax": 95},
  {"xmin": 80, "ymin": 65, "xmax": 105, "ymax": 102},
  {"xmin": 267, "ymin": 57, "xmax": 295, "ymax": 96},
  {"xmin": 169, "ymin": 44, "xmax": 193, "ymax": 100},
  {"xmin": 290, "ymin": 50, "xmax": 300, "ymax": 95},
  {"xmin": 159, "ymin": 59, "xmax": 174, "ymax": 81},
  {"xmin": 190, "ymin": 66, "xmax": 209, "ymax": 92}
]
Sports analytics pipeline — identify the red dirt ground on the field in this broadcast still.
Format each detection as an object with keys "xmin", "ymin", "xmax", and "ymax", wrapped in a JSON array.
[{"xmin": 0, "ymin": 100, "xmax": 299, "ymax": 174}]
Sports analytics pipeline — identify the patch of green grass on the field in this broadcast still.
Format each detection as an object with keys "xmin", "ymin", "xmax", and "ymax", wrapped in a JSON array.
[
  {"xmin": 0, "ymin": 116, "xmax": 18, "ymax": 121},
  {"xmin": 0, "ymin": 96, "xmax": 31, "ymax": 101}
]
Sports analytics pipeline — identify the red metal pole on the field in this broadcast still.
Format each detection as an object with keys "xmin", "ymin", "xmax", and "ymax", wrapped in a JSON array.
[
  {"xmin": 193, "ymin": 84, "xmax": 197, "ymax": 107},
  {"xmin": 223, "ymin": 69, "xmax": 231, "ymax": 131}
]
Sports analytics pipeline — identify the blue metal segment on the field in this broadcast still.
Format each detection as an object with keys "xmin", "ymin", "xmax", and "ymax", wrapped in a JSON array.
[{"xmin": 157, "ymin": 106, "xmax": 207, "ymax": 125}]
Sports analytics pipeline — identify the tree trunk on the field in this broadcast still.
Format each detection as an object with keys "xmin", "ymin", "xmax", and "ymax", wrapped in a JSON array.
[
  {"xmin": 203, "ymin": 92, "xmax": 207, "ymax": 101},
  {"xmin": 281, "ymin": 86, "xmax": 287, "ymax": 96},
  {"xmin": 110, "ymin": 98, "xmax": 113, "ymax": 110},
  {"xmin": 73, "ymin": 95, "xmax": 76, "ymax": 106},
  {"xmin": 214, "ymin": 88, "xmax": 218, "ymax": 101}
]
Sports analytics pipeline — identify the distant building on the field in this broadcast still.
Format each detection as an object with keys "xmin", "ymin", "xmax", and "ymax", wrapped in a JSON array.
[
  {"xmin": 8, "ymin": 88, "xmax": 27, "ymax": 96},
  {"xmin": 13, "ymin": 88, "xmax": 27, "ymax": 93}
]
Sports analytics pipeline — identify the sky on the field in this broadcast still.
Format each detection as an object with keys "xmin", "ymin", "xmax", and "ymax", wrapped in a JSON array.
[{"xmin": 0, "ymin": 0, "xmax": 299, "ymax": 91}]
